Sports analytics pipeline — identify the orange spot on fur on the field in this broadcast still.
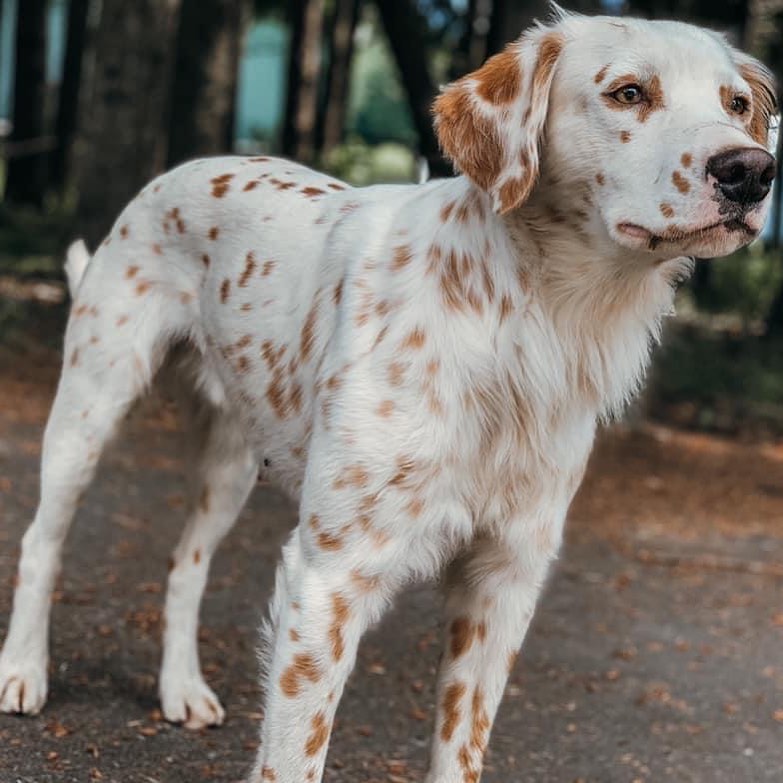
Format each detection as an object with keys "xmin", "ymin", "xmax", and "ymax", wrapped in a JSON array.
[
  {"xmin": 280, "ymin": 654, "xmax": 321, "ymax": 698},
  {"xmin": 220, "ymin": 279, "xmax": 230, "ymax": 303},
  {"xmin": 239, "ymin": 252, "xmax": 257, "ymax": 287},
  {"xmin": 304, "ymin": 712, "xmax": 330, "ymax": 756},
  {"xmin": 401, "ymin": 328, "xmax": 426, "ymax": 350},
  {"xmin": 672, "ymin": 170, "xmax": 690, "ymax": 194},
  {"xmin": 441, "ymin": 682, "xmax": 466, "ymax": 742},
  {"xmin": 681, "ymin": 153, "xmax": 693, "ymax": 169},
  {"xmin": 594, "ymin": 65, "xmax": 609, "ymax": 84}
]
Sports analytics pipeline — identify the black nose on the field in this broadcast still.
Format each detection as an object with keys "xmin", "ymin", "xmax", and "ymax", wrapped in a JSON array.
[{"xmin": 706, "ymin": 147, "xmax": 776, "ymax": 206}]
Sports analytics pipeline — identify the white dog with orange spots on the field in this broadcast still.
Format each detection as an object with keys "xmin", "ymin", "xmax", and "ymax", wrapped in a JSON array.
[{"xmin": 0, "ymin": 9, "xmax": 777, "ymax": 782}]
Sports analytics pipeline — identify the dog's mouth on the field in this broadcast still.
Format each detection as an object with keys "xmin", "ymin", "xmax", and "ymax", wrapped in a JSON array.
[{"xmin": 617, "ymin": 218, "xmax": 756, "ymax": 251}]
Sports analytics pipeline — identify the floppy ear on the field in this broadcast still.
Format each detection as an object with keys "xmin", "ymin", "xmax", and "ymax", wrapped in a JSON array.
[
  {"xmin": 734, "ymin": 52, "xmax": 779, "ymax": 152},
  {"xmin": 433, "ymin": 27, "xmax": 565, "ymax": 215}
]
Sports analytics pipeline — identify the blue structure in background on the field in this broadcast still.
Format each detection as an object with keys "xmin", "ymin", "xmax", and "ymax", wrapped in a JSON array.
[{"xmin": 0, "ymin": 0, "xmax": 287, "ymax": 144}]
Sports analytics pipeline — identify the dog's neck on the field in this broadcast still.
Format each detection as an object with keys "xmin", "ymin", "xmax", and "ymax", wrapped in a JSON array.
[{"xmin": 498, "ymin": 188, "xmax": 693, "ymax": 419}]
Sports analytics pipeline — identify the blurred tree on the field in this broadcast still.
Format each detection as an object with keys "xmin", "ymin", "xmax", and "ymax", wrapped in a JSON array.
[
  {"xmin": 50, "ymin": 0, "xmax": 90, "ymax": 195},
  {"xmin": 75, "ymin": 0, "xmax": 182, "ymax": 248},
  {"xmin": 5, "ymin": 0, "xmax": 48, "ymax": 207},
  {"xmin": 375, "ymin": 0, "xmax": 451, "ymax": 176},
  {"xmin": 167, "ymin": 0, "xmax": 251, "ymax": 167},
  {"xmin": 318, "ymin": 0, "xmax": 362, "ymax": 154},
  {"xmin": 486, "ymin": 0, "xmax": 549, "ymax": 53},
  {"xmin": 283, "ymin": 0, "xmax": 326, "ymax": 163}
]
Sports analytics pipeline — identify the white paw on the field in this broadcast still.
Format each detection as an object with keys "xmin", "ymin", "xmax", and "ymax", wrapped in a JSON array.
[
  {"xmin": 160, "ymin": 676, "xmax": 225, "ymax": 729},
  {"xmin": 0, "ymin": 657, "xmax": 48, "ymax": 715}
]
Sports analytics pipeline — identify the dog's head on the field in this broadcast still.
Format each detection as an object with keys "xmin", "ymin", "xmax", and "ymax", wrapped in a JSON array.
[{"xmin": 433, "ymin": 10, "xmax": 778, "ymax": 259}]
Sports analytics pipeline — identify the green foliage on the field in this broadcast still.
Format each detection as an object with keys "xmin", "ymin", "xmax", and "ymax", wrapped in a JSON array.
[
  {"xmin": 346, "ymin": 20, "xmax": 417, "ymax": 146},
  {"xmin": 697, "ymin": 245, "xmax": 783, "ymax": 325},
  {"xmin": 649, "ymin": 324, "xmax": 783, "ymax": 434},
  {"xmin": 321, "ymin": 138, "xmax": 416, "ymax": 185}
]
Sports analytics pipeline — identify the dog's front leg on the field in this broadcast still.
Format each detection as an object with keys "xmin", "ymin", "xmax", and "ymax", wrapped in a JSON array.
[
  {"xmin": 424, "ymin": 521, "xmax": 563, "ymax": 783},
  {"xmin": 250, "ymin": 509, "xmax": 399, "ymax": 783}
]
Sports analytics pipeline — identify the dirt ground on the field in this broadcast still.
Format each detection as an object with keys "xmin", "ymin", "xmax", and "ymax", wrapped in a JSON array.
[{"xmin": 0, "ymin": 338, "xmax": 782, "ymax": 783}]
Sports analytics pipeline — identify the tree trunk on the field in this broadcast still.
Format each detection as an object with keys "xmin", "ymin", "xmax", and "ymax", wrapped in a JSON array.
[
  {"xmin": 318, "ymin": 0, "xmax": 361, "ymax": 154},
  {"xmin": 50, "ymin": 0, "xmax": 90, "ymax": 194},
  {"xmin": 74, "ymin": 0, "xmax": 182, "ymax": 248},
  {"xmin": 5, "ymin": 0, "xmax": 48, "ymax": 207},
  {"xmin": 375, "ymin": 0, "xmax": 451, "ymax": 177},
  {"xmin": 282, "ymin": 0, "xmax": 325, "ymax": 163},
  {"xmin": 486, "ymin": 0, "xmax": 549, "ymax": 55},
  {"xmin": 167, "ymin": 0, "xmax": 250, "ymax": 168}
]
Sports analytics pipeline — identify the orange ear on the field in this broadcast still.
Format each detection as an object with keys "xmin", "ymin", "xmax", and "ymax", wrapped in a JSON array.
[
  {"xmin": 735, "ymin": 55, "xmax": 778, "ymax": 150},
  {"xmin": 433, "ymin": 29, "xmax": 564, "ymax": 214}
]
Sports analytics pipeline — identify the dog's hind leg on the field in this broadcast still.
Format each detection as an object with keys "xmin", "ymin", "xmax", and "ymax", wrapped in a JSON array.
[
  {"xmin": 0, "ymin": 247, "xmax": 194, "ymax": 715},
  {"xmin": 159, "ymin": 385, "xmax": 257, "ymax": 728}
]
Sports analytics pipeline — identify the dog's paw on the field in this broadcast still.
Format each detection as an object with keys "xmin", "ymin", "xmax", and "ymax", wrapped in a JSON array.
[
  {"xmin": 160, "ymin": 676, "xmax": 225, "ymax": 729},
  {"xmin": 0, "ymin": 658, "xmax": 48, "ymax": 715}
]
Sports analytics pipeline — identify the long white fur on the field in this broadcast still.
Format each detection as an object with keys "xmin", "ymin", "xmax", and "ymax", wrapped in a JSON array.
[{"xmin": 0, "ymin": 10, "xmax": 775, "ymax": 783}]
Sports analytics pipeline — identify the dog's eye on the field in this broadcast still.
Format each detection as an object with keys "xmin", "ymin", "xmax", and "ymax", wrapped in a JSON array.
[
  {"xmin": 612, "ymin": 84, "xmax": 644, "ymax": 105},
  {"xmin": 730, "ymin": 95, "xmax": 750, "ymax": 115}
]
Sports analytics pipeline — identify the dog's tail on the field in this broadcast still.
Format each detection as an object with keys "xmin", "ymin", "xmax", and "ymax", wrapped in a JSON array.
[{"xmin": 64, "ymin": 239, "xmax": 91, "ymax": 298}]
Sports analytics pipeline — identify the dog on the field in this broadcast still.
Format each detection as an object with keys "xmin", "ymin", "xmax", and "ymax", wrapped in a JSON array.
[{"xmin": 0, "ymin": 8, "xmax": 777, "ymax": 782}]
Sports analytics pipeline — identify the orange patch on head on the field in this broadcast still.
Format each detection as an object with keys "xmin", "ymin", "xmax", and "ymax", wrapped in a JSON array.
[
  {"xmin": 441, "ymin": 682, "xmax": 467, "ymax": 742},
  {"xmin": 208, "ymin": 227, "xmax": 219, "ymax": 241},
  {"xmin": 262, "ymin": 260, "xmax": 276, "ymax": 276},
  {"xmin": 672, "ymin": 171, "xmax": 690, "ymax": 194},
  {"xmin": 261, "ymin": 766, "xmax": 277, "ymax": 781},
  {"xmin": 738, "ymin": 62, "xmax": 778, "ymax": 146},
  {"xmin": 594, "ymin": 65, "xmax": 609, "ymax": 84},
  {"xmin": 681, "ymin": 153, "xmax": 693, "ymax": 169},
  {"xmin": 243, "ymin": 180, "xmax": 259, "ymax": 192},
  {"xmin": 125, "ymin": 265, "xmax": 140, "ymax": 279},
  {"xmin": 220, "ymin": 279, "xmax": 231, "ymax": 303},
  {"xmin": 619, "ymin": 131, "xmax": 631, "ymax": 143},
  {"xmin": 119, "ymin": 225, "xmax": 129, "ymax": 239},
  {"xmin": 135, "ymin": 281, "xmax": 151, "ymax": 296},
  {"xmin": 301, "ymin": 186, "xmax": 325, "ymax": 197},
  {"xmin": 474, "ymin": 48, "xmax": 522, "ymax": 105},
  {"xmin": 434, "ymin": 85, "xmax": 503, "ymax": 192},
  {"xmin": 660, "ymin": 203, "xmax": 674, "ymax": 218},
  {"xmin": 280, "ymin": 653, "xmax": 321, "ymax": 698},
  {"xmin": 638, "ymin": 73, "xmax": 665, "ymax": 122}
]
